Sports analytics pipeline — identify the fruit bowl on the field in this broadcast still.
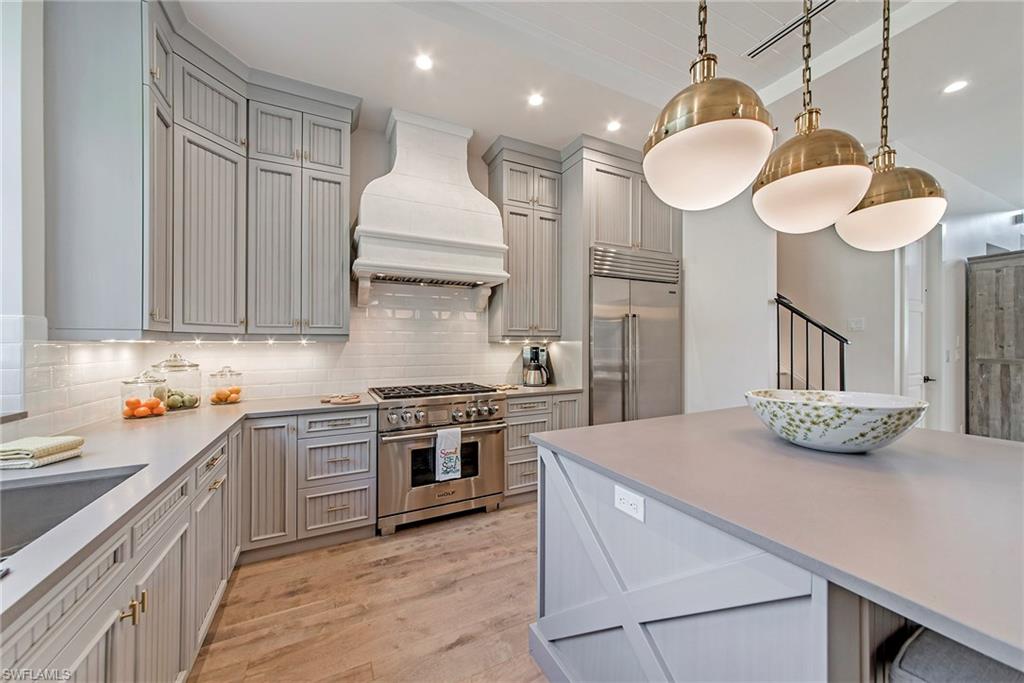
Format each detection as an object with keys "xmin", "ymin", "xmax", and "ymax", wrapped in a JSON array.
[{"xmin": 745, "ymin": 389, "xmax": 927, "ymax": 454}]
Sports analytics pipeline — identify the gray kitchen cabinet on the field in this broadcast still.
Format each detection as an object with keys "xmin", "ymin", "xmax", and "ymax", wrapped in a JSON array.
[
  {"xmin": 497, "ymin": 161, "xmax": 561, "ymax": 213},
  {"xmin": 551, "ymin": 392, "xmax": 583, "ymax": 430},
  {"xmin": 534, "ymin": 168, "xmax": 562, "ymax": 213},
  {"xmin": 48, "ymin": 580, "xmax": 136, "ymax": 683},
  {"xmin": 249, "ymin": 101, "xmax": 302, "ymax": 166},
  {"xmin": 302, "ymin": 113, "xmax": 350, "ymax": 174},
  {"xmin": 502, "ymin": 161, "xmax": 535, "ymax": 208},
  {"xmin": 247, "ymin": 160, "xmax": 302, "ymax": 335},
  {"xmin": 173, "ymin": 127, "xmax": 247, "ymax": 334},
  {"xmin": 174, "ymin": 56, "xmax": 247, "ymax": 156},
  {"xmin": 145, "ymin": 2, "xmax": 174, "ymax": 108},
  {"xmin": 228, "ymin": 425, "xmax": 243, "ymax": 568},
  {"xmin": 242, "ymin": 417, "xmax": 297, "ymax": 550},
  {"xmin": 144, "ymin": 90, "xmax": 174, "ymax": 332},
  {"xmin": 132, "ymin": 513, "xmax": 190, "ymax": 683},
  {"xmin": 591, "ymin": 163, "xmax": 635, "ymax": 249},
  {"xmin": 499, "ymin": 205, "xmax": 534, "ymax": 337},
  {"xmin": 532, "ymin": 210, "xmax": 561, "ymax": 336},
  {"xmin": 639, "ymin": 178, "xmax": 677, "ymax": 256},
  {"xmin": 297, "ymin": 479, "xmax": 376, "ymax": 539},
  {"xmin": 190, "ymin": 462, "xmax": 228, "ymax": 651},
  {"xmin": 301, "ymin": 169, "xmax": 350, "ymax": 335}
]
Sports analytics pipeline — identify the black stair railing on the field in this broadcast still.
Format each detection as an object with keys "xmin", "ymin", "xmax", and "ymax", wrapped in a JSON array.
[{"xmin": 774, "ymin": 293, "xmax": 850, "ymax": 391}]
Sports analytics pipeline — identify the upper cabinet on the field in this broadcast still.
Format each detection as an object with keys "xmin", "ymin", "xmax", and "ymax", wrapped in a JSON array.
[
  {"xmin": 484, "ymin": 138, "xmax": 563, "ymax": 341},
  {"xmin": 588, "ymin": 162, "xmax": 679, "ymax": 257},
  {"xmin": 43, "ymin": 1, "xmax": 360, "ymax": 341}
]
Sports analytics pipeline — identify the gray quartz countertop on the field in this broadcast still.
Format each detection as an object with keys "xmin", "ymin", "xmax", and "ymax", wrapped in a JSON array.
[
  {"xmin": 0, "ymin": 395, "xmax": 374, "ymax": 627},
  {"xmin": 531, "ymin": 407, "xmax": 1024, "ymax": 669},
  {"xmin": 492, "ymin": 384, "xmax": 582, "ymax": 397}
]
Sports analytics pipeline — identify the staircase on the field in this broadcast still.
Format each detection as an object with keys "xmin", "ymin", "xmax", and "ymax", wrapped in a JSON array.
[{"xmin": 775, "ymin": 294, "xmax": 850, "ymax": 391}]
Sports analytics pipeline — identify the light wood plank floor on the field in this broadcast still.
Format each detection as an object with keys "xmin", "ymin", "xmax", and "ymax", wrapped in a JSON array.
[{"xmin": 189, "ymin": 503, "xmax": 544, "ymax": 683}]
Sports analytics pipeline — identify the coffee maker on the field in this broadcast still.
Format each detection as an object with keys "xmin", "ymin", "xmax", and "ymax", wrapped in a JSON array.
[{"xmin": 522, "ymin": 345, "xmax": 551, "ymax": 387}]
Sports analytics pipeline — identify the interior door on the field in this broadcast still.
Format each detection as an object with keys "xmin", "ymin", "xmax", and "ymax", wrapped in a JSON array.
[
  {"xmin": 630, "ymin": 280, "xmax": 683, "ymax": 420},
  {"xmin": 902, "ymin": 239, "xmax": 927, "ymax": 405},
  {"xmin": 591, "ymin": 276, "xmax": 630, "ymax": 425}
]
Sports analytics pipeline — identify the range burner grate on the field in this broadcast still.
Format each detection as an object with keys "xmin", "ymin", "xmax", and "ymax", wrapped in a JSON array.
[{"xmin": 369, "ymin": 383, "xmax": 498, "ymax": 400}]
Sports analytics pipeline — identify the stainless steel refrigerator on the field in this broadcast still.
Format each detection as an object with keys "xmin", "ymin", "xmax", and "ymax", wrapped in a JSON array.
[{"xmin": 591, "ymin": 271, "xmax": 682, "ymax": 425}]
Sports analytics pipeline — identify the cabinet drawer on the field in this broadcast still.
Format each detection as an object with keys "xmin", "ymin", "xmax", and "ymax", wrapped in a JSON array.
[
  {"xmin": 131, "ymin": 474, "xmax": 189, "ymax": 559},
  {"xmin": 507, "ymin": 457, "xmax": 539, "ymax": 493},
  {"xmin": 298, "ymin": 480, "xmax": 375, "ymax": 539},
  {"xmin": 506, "ymin": 414, "xmax": 551, "ymax": 455},
  {"xmin": 194, "ymin": 438, "xmax": 228, "ymax": 490},
  {"xmin": 297, "ymin": 432, "xmax": 376, "ymax": 488},
  {"xmin": 298, "ymin": 410, "xmax": 376, "ymax": 438},
  {"xmin": 507, "ymin": 396, "xmax": 552, "ymax": 416}
]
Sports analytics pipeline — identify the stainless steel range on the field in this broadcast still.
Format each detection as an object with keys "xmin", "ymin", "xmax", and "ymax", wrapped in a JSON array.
[{"xmin": 371, "ymin": 383, "xmax": 507, "ymax": 535}]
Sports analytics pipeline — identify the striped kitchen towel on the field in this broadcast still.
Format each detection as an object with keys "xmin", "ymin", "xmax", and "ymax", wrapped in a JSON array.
[
  {"xmin": 0, "ymin": 435, "xmax": 85, "ymax": 460},
  {"xmin": 0, "ymin": 447, "xmax": 83, "ymax": 469}
]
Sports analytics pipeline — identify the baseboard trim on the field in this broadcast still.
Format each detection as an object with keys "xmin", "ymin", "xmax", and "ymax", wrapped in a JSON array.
[
  {"xmin": 237, "ymin": 525, "xmax": 376, "ymax": 564},
  {"xmin": 500, "ymin": 490, "xmax": 538, "ymax": 508}
]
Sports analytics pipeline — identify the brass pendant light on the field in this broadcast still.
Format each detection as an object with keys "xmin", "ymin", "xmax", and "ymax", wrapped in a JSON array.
[
  {"xmin": 751, "ymin": 0, "xmax": 872, "ymax": 234},
  {"xmin": 642, "ymin": 0, "xmax": 774, "ymax": 211},
  {"xmin": 835, "ymin": 0, "xmax": 947, "ymax": 251}
]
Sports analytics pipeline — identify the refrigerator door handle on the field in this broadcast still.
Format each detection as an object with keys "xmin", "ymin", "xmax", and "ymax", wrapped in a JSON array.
[
  {"xmin": 630, "ymin": 314, "xmax": 640, "ymax": 421},
  {"xmin": 622, "ymin": 314, "xmax": 631, "ymax": 420}
]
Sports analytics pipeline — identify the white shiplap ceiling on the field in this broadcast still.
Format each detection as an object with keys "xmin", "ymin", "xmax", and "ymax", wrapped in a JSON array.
[{"xmin": 182, "ymin": 1, "xmax": 1022, "ymax": 215}]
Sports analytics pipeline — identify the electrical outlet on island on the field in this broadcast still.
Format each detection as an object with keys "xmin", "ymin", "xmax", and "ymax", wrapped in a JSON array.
[{"xmin": 614, "ymin": 485, "xmax": 645, "ymax": 522}]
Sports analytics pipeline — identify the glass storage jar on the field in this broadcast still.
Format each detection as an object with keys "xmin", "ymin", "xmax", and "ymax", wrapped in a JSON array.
[
  {"xmin": 208, "ymin": 366, "xmax": 243, "ymax": 405},
  {"xmin": 150, "ymin": 352, "xmax": 201, "ymax": 411},
  {"xmin": 121, "ymin": 370, "xmax": 168, "ymax": 419}
]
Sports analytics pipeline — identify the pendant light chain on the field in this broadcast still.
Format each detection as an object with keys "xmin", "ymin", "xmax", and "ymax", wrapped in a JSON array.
[
  {"xmin": 697, "ymin": 0, "xmax": 708, "ymax": 57},
  {"xmin": 879, "ymin": 0, "xmax": 891, "ymax": 151},
  {"xmin": 801, "ymin": 0, "xmax": 813, "ymax": 111}
]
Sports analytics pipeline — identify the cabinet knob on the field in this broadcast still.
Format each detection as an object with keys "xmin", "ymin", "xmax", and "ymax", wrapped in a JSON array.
[
  {"xmin": 293, "ymin": 319, "xmax": 300, "ymax": 327},
  {"xmin": 240, "ymin": 137, "xmax": 247, "ymax": 147},
  {"xmin": 150, "ymin": 66, "xmax": 160, "ymax": 79},
  {"xmin": 295, "ymin": 149, "xmax": 301, "ymax": 160},
  {"xmin": 303, "ymin": 150, "xmax": 310, "ymax": 161}
]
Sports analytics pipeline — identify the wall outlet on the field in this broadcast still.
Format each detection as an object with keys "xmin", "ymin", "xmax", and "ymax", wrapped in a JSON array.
[{"xmin": 614, "ymin": 485, "xmax": 645, "ymax": 522}]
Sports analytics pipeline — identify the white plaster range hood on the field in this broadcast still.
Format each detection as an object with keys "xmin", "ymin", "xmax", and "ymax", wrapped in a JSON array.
[{"xmin": 352, "ymin": 110, "xmax": 508, "ymax": 310}]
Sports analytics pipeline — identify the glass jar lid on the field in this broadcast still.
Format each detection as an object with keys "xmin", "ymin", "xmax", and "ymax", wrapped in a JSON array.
[
  {"xmin": 209, "ymin": 365, "xmax": 241, "ymax": 380},
  {"xmin": 152, "ymin": 352, "xmax": 199, "ymax": 373},
  {"xmin": 122, "ymin": 370, "xmax": 167, "ymax": 386}
]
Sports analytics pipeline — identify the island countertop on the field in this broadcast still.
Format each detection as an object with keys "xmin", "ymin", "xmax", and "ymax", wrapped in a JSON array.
[{"xmin": 531, "ymin": 407, "xmax": 1024, "ymax": 669}]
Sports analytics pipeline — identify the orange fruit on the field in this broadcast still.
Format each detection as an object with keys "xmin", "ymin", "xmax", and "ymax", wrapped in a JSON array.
[
  {"xmin": 210, "ymin": 393, "xmax": 221, "ymax": 404},
  {"xmin": 125, "ymin": 397, "xmax": 141, "ymax": 409},
  {"xmin": 227, "ymin": 386, "xmax": 241, "ymax": 395},
  {"xmin": 214, "ymin": 388, "xmax": 230, "ymax": 401},
  {"xmin": 142, "ymin": 397, "xmax": 161, "ymax": 409},
  {"xmin": 226, "ymin": 393, "xmax": 240, "ymax": 403},
  {"xmin": 133, "ymin": 406, "xmax": 152, "ymax": 418},
  {"xmin": 152, "ymin": 404, "xmax": 166, "ymax": 416},
  {"xmin": 123, "ymin": 407, "xmax": 135, "ymax": 418}
]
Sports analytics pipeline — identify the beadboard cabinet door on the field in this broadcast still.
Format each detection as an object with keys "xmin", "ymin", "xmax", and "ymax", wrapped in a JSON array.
[
  {"xmin": 552, "ymin": 393, "xmax": 583, "ymax": 430},
  {"xmin": 534, "ymin": 168, "xmax": 562, "ymax": 213},
  {"xmin": 591, "ymin": 164, "xmax": 635, "ymax": 249},
  {"xmin": 302, "ymin": 114, "xmax": 349, "ymax": 174},
  {"xmin": 191, "ymin": 465, "xmax": 228, "ymax": 651},
  {"xmin": 532, "ymin": 211, "xmax": 561, "ymax": 337},
  {"xmin": 174, "ymin": 57, "xmax": 247, "ymax": 155},
  {"xmin": 242, "ymin": 417, "xmax": 297, "ymax": 550},
  {"xmin": 228, "ymin": 425, "xmax": 243, "ymax": 568},
  {"xmin": 503, "ymin": 205, "xmax": 534, "ymax": 336},
  {"xmin": 249, "ymin": 101, "xmax": 302, "ymax": 166},
  {"xmin": 132, "ymin": 515, "xmax": 189, "ymax": 683},
  {"xmin": 503, "ymin": 162, "xmax": 535, "ymax": 208},
  {"xmin": 144, "ymin": 92, "xmax": 173, "ymax": 332},
  {"xmin": 247, "ymin": 161, "xmax": 302, "ymax": 335},
  {"xmin": 301, "ymin": 170, "xmax": 350, "ymax": 335},
  {"xmin": 49, "ymin": 581, "xmax": 135, "ymax": 683},
  {"xmin": 145, "ymin": 3, "xmax": 173, "ymax": 108},
  {"xmin": 638, "ymin": 178, "xmax": 676, "ymax": 256},
  {"xmin": 173, "ymin": 127, "xmax": 247, "ymax": 334}
]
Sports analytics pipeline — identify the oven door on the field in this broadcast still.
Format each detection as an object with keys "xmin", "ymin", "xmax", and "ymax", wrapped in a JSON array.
[{"xmin": 377, "ymin": 423, "xmax": 506, "ymax": 518}]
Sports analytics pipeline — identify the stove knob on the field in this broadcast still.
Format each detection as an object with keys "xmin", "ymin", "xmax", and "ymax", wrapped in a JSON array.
[
  {"xmin": 467, "ymin": 406, "xmax": 478, "ymax": 418},
  {"xmin": 414, "ymin": 410, "xmax": 426, "ymax": 422},
  {"xmin": 387, "ymin": 412, "xmax": 399, "ymax": 425},
  {"xmin": 488, "ymin": 405, "xmax": 499, "ymax": 415},
  {"xmin": 400, "ymin": 411, "xmax": 412, "ymax": 423},
  {"xmin": 452, "ymin": 409, "xmax": 463, "ymax": 421}
]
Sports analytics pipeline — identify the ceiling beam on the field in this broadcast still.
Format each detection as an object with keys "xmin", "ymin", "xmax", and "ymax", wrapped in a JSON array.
[{"xmin": 757, "ymin": 0, "xmax": 958, "ymax": 105}]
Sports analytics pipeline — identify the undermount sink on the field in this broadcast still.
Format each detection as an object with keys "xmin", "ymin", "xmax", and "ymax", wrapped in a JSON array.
[{"xmin": 0, "ymin": 465, "xmax": 145, "ymax": 560}]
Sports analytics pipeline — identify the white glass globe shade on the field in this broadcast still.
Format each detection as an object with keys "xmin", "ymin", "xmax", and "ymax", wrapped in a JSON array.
[
  {"xmin": 752, "ymin": 165, "xmax": 872, "ymax": 234},
  {"xmin": 835, "ymin": 197, "xmax": 947, "ymax": 251},
  {"xmin": 643, "ymin": 118, "xmax": 774, "ymax": 211}
]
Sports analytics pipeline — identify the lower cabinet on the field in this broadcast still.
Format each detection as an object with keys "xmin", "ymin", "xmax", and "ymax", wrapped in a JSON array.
[
  {"xmin": 503, "ymin": 391, "xmax": 583, "ymax": 496},
  {"xmin": 49, "ymin": 581, "xmax": 136, "ymax": 682},
  {"xmin": 297, "ymin": 479, "xmax": 375, "ymax": 539},
  {"xmin": 227, "ymin": 425, "xmax": 243, "ymax": 567},
  {"xmin": 241, "ymin": 416, "xmax": 297, "ymax": 550},
  {"xmin": 552, "ymin": 393, "xmax": 582, "ymax": 430},
  {"xmin": 190, "ymin": 462, "xmax": 229, "ymax": 651}
]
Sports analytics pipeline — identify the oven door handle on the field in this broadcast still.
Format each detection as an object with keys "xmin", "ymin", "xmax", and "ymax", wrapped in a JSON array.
[{"xmin": 379, "ymin": 422, "xmax": 508, "ymax": 443}]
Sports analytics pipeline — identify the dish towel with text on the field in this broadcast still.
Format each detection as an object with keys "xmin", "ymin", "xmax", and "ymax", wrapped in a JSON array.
[{"xmin": 435, "ymin": 427, "xmax": 462, "ymax": 481}]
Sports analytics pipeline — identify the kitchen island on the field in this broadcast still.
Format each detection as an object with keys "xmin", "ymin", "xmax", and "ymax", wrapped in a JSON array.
[{"xmin": 529, "ymin": 407, "xmax": 1023, "ymax": 681}]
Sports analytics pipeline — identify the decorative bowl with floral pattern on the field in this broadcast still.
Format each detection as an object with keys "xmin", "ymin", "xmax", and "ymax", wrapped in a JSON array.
[{"xmin": 745, "ymin": 389, "xmax": 928, "ymax": 454}]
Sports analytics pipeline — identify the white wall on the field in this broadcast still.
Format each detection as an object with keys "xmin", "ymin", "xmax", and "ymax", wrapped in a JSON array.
[
  {"xmin": 683, "ymin": 193, "xmax": 777, "ymax": 412},
  {"xmin": 777, "ymin": 229, "xmax": 900, "ymax": 394},
  {"xmin": 938, "ymin": 211, "xmax": 1023, "ymax": 432}
]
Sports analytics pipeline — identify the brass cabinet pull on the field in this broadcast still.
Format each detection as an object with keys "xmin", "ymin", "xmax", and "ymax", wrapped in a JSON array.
[
  {"xmin": 208, "ymin": 477, "xmax": 226, "ymax": 492},
  {"xmin": 326, "ymin": 504, "xmax": 350, "ymax": 513},
  {"xmin": 288, "ymin": 424, "xmax": 296, "ymax": 433},
  {"xmin": 139, "ymin": 590, "xmax": 148, "ymax": 614},
  {"xmin": 303, "ymin": 150, "xmax": 310, "ymax": 161},
  {"xmin": 325, "ymin": 456, "xmax": 351, "ymax": 463},
  {"xmin": 150, "ymin": 66, "xmax": 160, "ymax": 79},
  {"xmin": 204, "ymin": 455, "xmax": 222, "ymax": 470},
  {"xmin": 119, "ymin": 599, "xmax": 140, "ymax": 625},
  {"xmin": 295, "ymin": 149, "xmax": 300, "ymax": 159},
  {"xmin": 240, "ymin": 138, "xmax": 247, "ymax": 147}
]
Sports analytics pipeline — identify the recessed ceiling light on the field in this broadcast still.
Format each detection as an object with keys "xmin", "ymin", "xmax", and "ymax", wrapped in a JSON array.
[
  {"xmin": 606, "ymin": 120, "xmax": 622, "ymax": 132},
  {"xmin": 415, "ymin": 54, "xmax": 433, "ymax": 71},
  {"xmin": 528, "ymin": 93, "xmax": 544, "ymax": 107},
  {"xmin": 942, "ymin": 80, "xmax": 968, "ymax": 94}
]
